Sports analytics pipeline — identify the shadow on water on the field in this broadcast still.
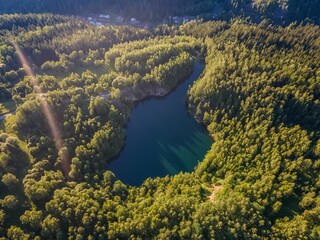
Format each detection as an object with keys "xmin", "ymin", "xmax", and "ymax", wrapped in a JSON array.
[
  {"xmin": 157, "ymin": 129, "xmax": 211, "ymax": 173},
  {"xmin": 108, "ymin": 62, "xmax": 212, "ymax": 186}
]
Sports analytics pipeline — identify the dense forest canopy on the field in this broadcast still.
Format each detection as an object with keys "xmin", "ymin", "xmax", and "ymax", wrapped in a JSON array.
[
  {"xmin": 0, "ymin": 9, "xmax": 319, "ymax": 240},
  {"xmin": 0, "ymin": 0, "xmax": 319, "ymax": 24}
]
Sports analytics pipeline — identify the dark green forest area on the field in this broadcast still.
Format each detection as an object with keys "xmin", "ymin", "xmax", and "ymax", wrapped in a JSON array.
[
  {"xmin": 0, "ymin": 0, "xmax": 319, "ymax": 24},
  {"xmin": 0, "ymin": 10, "xmax": 319, "ymax": 240}
]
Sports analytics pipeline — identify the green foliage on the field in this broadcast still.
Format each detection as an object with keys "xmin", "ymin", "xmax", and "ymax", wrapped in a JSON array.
[
  {"xmin": 1, "ymin": 173, "xmax": 19, "ymax": 190},
  {"xmin": 189, "ymin": 21, "xmax": 320, "ymax": 239},
  {"xmin": 1, "ymin": 195, "xmax": 18, "ymax": 209},
  {"xmin": 0, "ymin": 101, "xmax": 15, "ymax": 115},
  {"xmin": 0, "ymin": 0, "xmax": 215, "ymax": 20},
  {"xmin": 0, "ymin": 13, "xmax": 319, "ymax": 239},
  {"xmin": 7, "ymin": 225, "xmax": 29, "ymax": 240},
  {"xmin": 0, "ymin": 0, "xmax": 319, "ymax": 24}
]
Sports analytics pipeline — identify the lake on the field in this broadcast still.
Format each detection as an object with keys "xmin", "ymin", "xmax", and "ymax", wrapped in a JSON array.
[{"xmin": 108, "ymin": 62, "xmax": 212, "ymax": 186}]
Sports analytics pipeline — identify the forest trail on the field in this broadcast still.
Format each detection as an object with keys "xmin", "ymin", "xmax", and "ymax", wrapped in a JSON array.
[{"xmin": 209, "ymin": 185, "xmax": 222, "ymax": 202}]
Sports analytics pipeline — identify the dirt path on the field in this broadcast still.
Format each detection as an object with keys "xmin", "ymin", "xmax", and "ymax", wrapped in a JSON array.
[{"xmin": 209, "ymin": 185, "xmax": 222, "ymax": 202}]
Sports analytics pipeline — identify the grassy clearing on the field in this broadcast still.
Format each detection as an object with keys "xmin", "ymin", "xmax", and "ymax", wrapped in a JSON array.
[{"xmin": 0, "ymin": 100, "xmax": 16, "ymax": 115}]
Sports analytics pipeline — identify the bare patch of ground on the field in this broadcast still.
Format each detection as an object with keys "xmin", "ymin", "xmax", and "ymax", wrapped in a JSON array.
[{"xmin": 209, "ymin": 185, "xmax": 222, "ymax": 202}]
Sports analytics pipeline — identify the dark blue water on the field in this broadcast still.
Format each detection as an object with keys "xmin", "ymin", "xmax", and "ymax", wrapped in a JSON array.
[{"xmin": 109, "ymin": 62, "xmax": 212, "ymax": 186}]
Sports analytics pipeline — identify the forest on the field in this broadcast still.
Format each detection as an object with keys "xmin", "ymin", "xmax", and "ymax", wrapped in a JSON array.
[
  {"xmin": 0, "ymin": 0, "xmax": 319, "ymax": 24},
  {"xmin": 0, "ymin": 11, "xmax": 319, "ymax": 240}
]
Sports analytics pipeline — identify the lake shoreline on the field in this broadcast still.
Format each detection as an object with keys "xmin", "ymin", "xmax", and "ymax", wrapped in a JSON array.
[{"xmin": 108, "ymin": 62, "xmax": 212, "ymax": 186}]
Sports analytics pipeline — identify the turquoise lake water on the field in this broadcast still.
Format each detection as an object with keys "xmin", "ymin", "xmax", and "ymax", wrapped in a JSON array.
[{"xmin": 108, "ymin": 62, "xmax": 212, "ymax": 186}]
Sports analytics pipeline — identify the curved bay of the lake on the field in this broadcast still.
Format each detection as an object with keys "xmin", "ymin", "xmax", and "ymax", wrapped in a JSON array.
[{"xmin": 108, "ymin": 62, "xmax": 212, "ymax": 186}]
